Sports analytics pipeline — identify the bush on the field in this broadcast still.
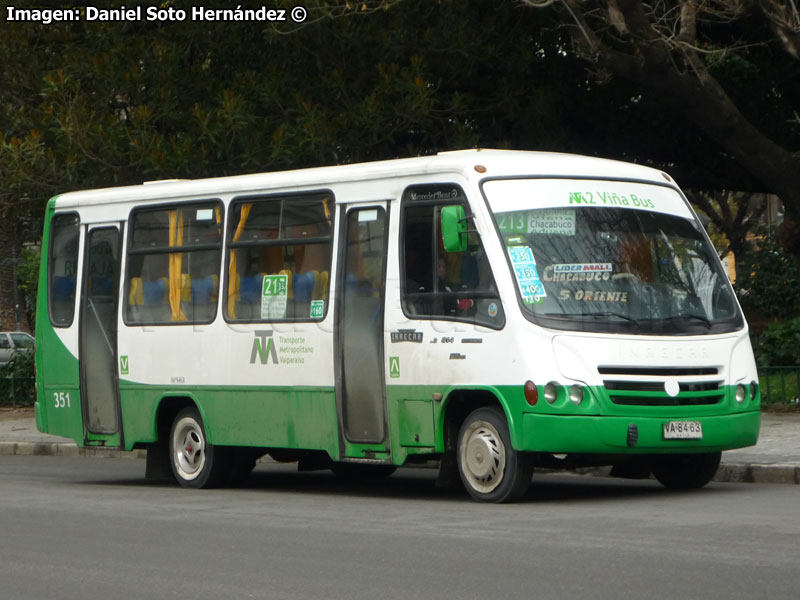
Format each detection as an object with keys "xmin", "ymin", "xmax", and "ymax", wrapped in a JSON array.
[
  {"xmin": 735, "ymin": 239, "xmax": 800, "ymax": 322},
  {"xmin": 17, "ymin": 246, "xmax": 41, "ymax": 328},
  {"xmin": 754, "ymin": 318, "xmax": 800, "ymax": 367},
  {"xmin": 0, "ymin": 348, "xmax": 35, "ymax": 406}
]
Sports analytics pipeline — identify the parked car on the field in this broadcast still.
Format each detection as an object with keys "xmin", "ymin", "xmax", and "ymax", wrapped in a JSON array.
[{"xmin": 0, "ymin": 331, "xmax": 35, "ymax": 367}]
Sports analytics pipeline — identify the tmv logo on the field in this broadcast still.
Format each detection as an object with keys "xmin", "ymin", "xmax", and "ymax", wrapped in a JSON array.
[{"xmin": 250, "ymin": 330, "xmax": 279, "ymax": 364}]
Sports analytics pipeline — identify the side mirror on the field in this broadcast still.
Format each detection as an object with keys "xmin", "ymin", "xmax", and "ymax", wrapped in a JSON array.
[{"xmin": 441, "ymin": 205, "xmax": 468, "ymax": 253}]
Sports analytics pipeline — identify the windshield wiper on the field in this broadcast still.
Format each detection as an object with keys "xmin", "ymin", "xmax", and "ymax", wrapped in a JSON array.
[
  {"xmin": 545, "ymin": 311, "xmax": 640, "ymax": 325},
  {"xmin": 657, "ymin": 314, "xmax": 713, "ymax": 329}
]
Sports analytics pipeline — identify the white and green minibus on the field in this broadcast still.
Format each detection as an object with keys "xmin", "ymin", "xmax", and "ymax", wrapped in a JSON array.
[{"xmin": 35, "ymin": 149, "xmax": 760, "ymax": 502}]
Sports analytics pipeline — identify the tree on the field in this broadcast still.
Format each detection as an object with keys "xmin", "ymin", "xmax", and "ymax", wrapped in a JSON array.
[
  {"xmin": 684, "ymin": 189, "xmax": 769, "ymax": 265},
  {"xmin": 4, "ymin": 0, "xmax": 796, "ymax": 330},
  {"xmin": 0, "ymin": 0, "xmax": 580, "ymax": 329},
  {"xmin": 520, "ymin": 0, "xmax": 800, "ymax": 254}
]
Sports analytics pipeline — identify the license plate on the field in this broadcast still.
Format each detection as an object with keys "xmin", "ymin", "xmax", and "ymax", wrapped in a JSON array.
[{"xmin": 663, "ymin": 421, "xmax": 703, "ymax": 440}]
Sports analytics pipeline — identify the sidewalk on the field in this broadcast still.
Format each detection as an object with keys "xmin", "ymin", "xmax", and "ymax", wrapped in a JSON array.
[{"xmin": 0, "ymin": 409, "xmax": 798, "ymax": 484}]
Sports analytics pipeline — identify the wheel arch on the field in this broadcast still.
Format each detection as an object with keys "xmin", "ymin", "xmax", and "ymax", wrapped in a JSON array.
[
  {"xmin": 144, "ymin": 394, "xmax": 202, "ymax": 482},
  {"xmin": 438, "ymin": 387, "xmax": 513, "ymax": 455},
  {"xmin": 153, "ymin": 394, "xmax": 204, "ymax": 443}
]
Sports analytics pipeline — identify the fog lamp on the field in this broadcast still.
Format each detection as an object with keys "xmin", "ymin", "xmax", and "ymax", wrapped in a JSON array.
[
  {"xmin": 544, "ymin": 382, "xmax": 559, "ymax": 404},
  {"xmin": 569, "ymin": 385, "xmax": 584, "ymax": 405}
]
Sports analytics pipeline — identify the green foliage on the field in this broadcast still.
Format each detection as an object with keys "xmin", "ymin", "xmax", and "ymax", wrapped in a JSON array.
[
  {"xmin": 754, "ymin": 319, "xmax": 800, "ymax": 367},
  {"xmin": 0, "ymin": 349, "xmax": 35, "ymax": 406},
  {"xmin": 1, "ymin": 0, "xmax": 798, "ymax": 316},
  {"xmin": 0, "ymin": 0, "xmax": 751, "ymax": 229},
  {"xmin": 735, "ymin": 237, "xmax": 800, "ymax": 322},
  {"xmin": 758, "ymin": 367, "xmax": 800, "ymax": 407},
  {"xmin": 16, "ymin": 247, "xmax": 40, "ymax": 330}
]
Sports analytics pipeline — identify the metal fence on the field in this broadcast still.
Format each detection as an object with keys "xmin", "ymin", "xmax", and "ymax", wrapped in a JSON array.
[
  {"xmin": 759, "ymin": 366, "xmax": 800, "ymax": 406},
  {"xmin": 0, "ymin": 377, "xmax": 35, "ymax": 407}
]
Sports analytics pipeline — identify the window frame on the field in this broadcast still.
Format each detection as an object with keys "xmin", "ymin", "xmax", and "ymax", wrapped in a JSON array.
[
  {"xmin": 223, "ymin": 190, "xmax": 335, "ymax": 324},
  {"xmin": 123, "ymin": 198, "xmax": 225, "ymax": 327},
  {"xmin": 399, "ymin": 184, "xmax": 505, "ymax": 330},
  {"xmin": 48, "ymin": 211, "xmax": 81, "ymax": 329}
]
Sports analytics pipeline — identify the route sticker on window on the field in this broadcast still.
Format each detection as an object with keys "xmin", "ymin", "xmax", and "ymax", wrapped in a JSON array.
[
  {"xmin": 553, "ymin": 262, "xmax": 612, "ymax": 274},
  {"xmin": 543, "ymin": 263, "xmax": 613, "ymax": 282},
  {"xmin": 528, "ymin": 209, "xmax": 575, "ymax": 236},
  {"xmin": 261, "ymin": 274, "xmax": 288, "ymax": 319},
  {"xmin": 508, "ymin": 246, "xmax": 546, "ymax": 304},
  {"xmin": 310, "ymin": 300, "xmax": 325, "ymax": 319}
]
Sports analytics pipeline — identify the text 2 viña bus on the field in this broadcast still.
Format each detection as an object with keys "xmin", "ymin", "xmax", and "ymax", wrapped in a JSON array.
[{"xmin": 35, "ymin": 149, "xmax": 760, "ymax": 502}]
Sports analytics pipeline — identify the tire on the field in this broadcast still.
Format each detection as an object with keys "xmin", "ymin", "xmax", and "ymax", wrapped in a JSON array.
[
  {"xmin": 169, "ymin": 407, "xmax": 231, "ymax": 488},
  {"xmin": 456, "ymin": 406, "xmax": 533, "ymax": 503},
  {"xmin": 652, "ymin": 452, "xmax": 721, "ymax": 490}
]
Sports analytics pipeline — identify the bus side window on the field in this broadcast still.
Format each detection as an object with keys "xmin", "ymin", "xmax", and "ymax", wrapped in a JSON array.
[
  {"xmin": 225, "ymin": 194, "xmax": 333, "ymax": 322},
  {"xmin": 125, "ymin": 201, "xmax": 223, "ymax": 325},
  {"xmin": 48, "ymin": 213, "xmax": 80, "ymax": 327},
  {"xmin": 400, "ymin": 186, "xmax": 504, "ymax": 328}
]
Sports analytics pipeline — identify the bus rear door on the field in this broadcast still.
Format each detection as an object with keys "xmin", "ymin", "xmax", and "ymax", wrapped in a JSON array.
[{"xmin": 79, "ymin": 224, "xmax": 123, "ymax": 447}]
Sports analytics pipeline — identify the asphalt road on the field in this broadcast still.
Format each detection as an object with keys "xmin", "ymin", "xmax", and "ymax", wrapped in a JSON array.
[{"xmin": 1, "ymin": 456, "xmax": 797, "ymax": 600}]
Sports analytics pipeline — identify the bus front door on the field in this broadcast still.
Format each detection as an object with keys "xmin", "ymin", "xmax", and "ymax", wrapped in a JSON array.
[
  {"xmin": 335, "ymin": 203, "xmax": 390, "ymax": 453},
  {"xmin": 79, "ymin": 225, "xmax": 122, "ymax": 446}
]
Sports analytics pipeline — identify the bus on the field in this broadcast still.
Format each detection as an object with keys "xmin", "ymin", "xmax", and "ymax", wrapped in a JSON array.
[{"xmin": 34, "ymin": 149, "xmax": 760, "ymax": 502}]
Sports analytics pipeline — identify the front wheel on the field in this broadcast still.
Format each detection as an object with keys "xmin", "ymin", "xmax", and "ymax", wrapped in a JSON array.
[
  {"xmin": 169, "ymin": 407, "xmax": 230, "ymax": 488},
  {"xmin": 652, "ymin": 452, "xmax": 721, "ymax": 489},
  {"xmin": 457, "ymin": 407, "xmax": 533, "ymax": 503}
]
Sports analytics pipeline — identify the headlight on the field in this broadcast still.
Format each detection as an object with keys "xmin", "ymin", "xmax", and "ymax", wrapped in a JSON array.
[
  {"xmin": 735, "ymin": 384, "xmax": 746, "ymax": 403},
  {"xmin": 569, "ymin": 385, "xmax": 584, "ymax": 405}
]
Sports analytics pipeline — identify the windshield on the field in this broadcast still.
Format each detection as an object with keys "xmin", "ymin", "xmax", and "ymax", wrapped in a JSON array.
[{"xmin": 483, "ymin": 179, "xmax": 743, "ymax": 335}]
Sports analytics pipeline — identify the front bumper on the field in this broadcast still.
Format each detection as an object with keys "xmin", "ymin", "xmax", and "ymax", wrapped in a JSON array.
[{"xmin": 520, "ymin": 410, "xmax": 761, "ymax": 454}]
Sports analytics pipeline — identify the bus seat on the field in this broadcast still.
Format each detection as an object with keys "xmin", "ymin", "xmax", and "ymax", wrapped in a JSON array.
[
  {"xmin": 181, "ymin": 274, "xmax": 192, "ymax": 302},
  {"xmin": 240, "ymin": 274, "xmax": 263, "ymax": 305},
  {"xmin": 91, "ymin": 276, "xmax": 114, "ymax": 296},
  {"xmin": 310, "ymin": 270, "xmax": 320, "ymax": 300},
  {"xmin": 190, "ymin": 275, "xmax": 216, "ymax": 305},
  {"xmin": 53, "ymin": 276, "xmax": 76, "ymax": 301},
  {"xmin": 320, "ymin": 271, "xmax": 329, "ymax": 301},
  {"xmin": 143, "ymin": 278, "xmax": 167, "ymax": 305},
  {"xmin": 129, "ymin": 277, "xmax": 144, "ymax": 306},
  {"xmin": 210, "ymin": 274, "xmax": 219, "ymax": 302},
  {"xmin": 294, "ymin": 271, "xmax": 316, "ymax": 303}
]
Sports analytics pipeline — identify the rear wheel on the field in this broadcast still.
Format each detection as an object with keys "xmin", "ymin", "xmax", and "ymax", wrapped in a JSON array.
[
  {"xmin": 457, "ymin": 407, "xmax": 533, "ymax": 503},
  {"xmin": 652, "ymin": 452, "xmax": 721, "ymax": 489},
  {"xmin": 169, "ymin": 407, "xmax": 230, "ymax": 488}
]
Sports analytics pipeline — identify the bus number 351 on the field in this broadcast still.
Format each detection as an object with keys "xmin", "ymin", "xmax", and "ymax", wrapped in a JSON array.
[{"xmin": 54, "ymin": 392, "xmax": 71, "ymax": 408}]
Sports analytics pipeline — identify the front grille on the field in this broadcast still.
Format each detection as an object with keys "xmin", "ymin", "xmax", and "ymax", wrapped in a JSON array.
[
  {"xmin": 608, "ymin": 395, "xmax": 723, "ymax": 406},
  {"xmin": 598, "ymin": 366, "xmax": 718, "ymax": 376},
  {"xmin": 599, "ymin": 365, "xmax": 724, "ymax": 407}
]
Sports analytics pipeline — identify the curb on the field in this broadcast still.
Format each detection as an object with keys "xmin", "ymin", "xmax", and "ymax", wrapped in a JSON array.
[
  {"xmin": 1, "ymin": 441, "xmax": 798, "ymax": 484},
  {"xmin": 715, "ymin": 462, "xmax": 800, "ymax": 485},
  {"xmin": 0, "ymin": 441, "xmax": 146, "ymax": 459}
]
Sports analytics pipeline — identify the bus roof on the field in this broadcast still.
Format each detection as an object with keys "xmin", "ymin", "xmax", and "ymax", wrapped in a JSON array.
[{"xmin": 51, "ymin": 149, "xmax": 674, "ymax": 208}]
